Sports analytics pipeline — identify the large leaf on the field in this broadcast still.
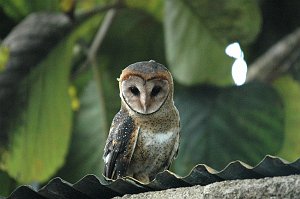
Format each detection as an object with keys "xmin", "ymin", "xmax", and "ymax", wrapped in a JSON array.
[
  {"xmin": 274, "ymin": 76, "xmax": 300, "ymax": 161},
  {"xmin": 0, "ymin": 170, "xmax": 16, "ymax": 197},
  {"xmin": 172, "ymin": 82, "xmax": 284, "ymax": 174},
  {"xmin": 0, "ymin": 13, "xmax": 72, "ymax": 147},
  {"xmin": 0, "ymin": 13, "xmax": 100, "ymax": 184},
  {"xmin": 1, "ymin": 35, "xmax": 73, "ymax": 184},
  {"xmin": 183, "ymin": 0, "xmax": 261, "ymax": 44},
  {"xmin": 164, "ymin": 0, "xmax": 261, "ymax": 86},
  {"xmin": 57, "ymin": 80, "xmax": 107, "ymax": 182},
  {"xmin": 0, "ymin": 0, "xmax": 60, "ymax": 20}
]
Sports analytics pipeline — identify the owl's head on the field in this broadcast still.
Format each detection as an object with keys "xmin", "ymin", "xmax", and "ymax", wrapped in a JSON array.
[{"xmin": 118, "ymin": 60, "xmax": 174, "ymax": 115}]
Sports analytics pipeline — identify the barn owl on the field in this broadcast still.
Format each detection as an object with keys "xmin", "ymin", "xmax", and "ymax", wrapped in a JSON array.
[{"xmin": 103, "ymin": 60, "xmax": 180, "ymax": 183}]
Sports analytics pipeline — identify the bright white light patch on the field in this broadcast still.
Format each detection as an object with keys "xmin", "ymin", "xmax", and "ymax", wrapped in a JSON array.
[
  {"xmin": 225, "ymin": 42, "xmax": 243, "ymax": 59},
  {"xmin": 225, "ymin": 42, "xmax": 247, "ymax": 86},
  {"xmin": 231, "ymin": 58, "xmax": 247, "ymax": 86}
]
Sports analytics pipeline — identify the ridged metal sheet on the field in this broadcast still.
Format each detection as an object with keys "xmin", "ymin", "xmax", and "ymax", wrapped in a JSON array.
[{"xmin": 7, "ymin": 155, "xmax": 300, "ymax": 199}]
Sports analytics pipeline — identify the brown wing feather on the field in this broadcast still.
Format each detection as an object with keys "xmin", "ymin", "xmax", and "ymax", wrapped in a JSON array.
[{"xmin": 103, "ymin": 109, "xmax": 138, "ymax": 179}]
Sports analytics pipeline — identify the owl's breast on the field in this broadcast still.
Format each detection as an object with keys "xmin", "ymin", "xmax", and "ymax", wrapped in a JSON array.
[
  {"xmin": 128, "ymin": 127, "xmax": 179, "ymax": 177},
  {"xmin": 138, "ymin": 127, "xmax": 178, "ymax": 154}
]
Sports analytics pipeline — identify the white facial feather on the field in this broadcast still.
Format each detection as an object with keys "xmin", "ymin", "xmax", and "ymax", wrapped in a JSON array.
[{"xmin": 121, "ymin": 76, "xmax": 170, "ymax": 115}]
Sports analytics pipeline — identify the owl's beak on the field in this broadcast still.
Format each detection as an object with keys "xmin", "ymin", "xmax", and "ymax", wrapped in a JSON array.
[
  {"xmin": 143, "ymin": 105, "xmax": 147, "ymax": 113},
  {"xmin": 140, "ymin": 93, "xmax": 148, "ymax": 113}
]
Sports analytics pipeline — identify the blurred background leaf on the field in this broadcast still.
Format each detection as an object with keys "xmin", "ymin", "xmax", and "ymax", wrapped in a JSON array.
[
  {"xmin": 0, "ymin": 46, "xmax": 9, "ymax": 72},
  {"xmin": 0, "ymin": 9, "xmax": 102, "ymax": 184},
  {"xmin": 274, "ymin": 76, "xmax": 300, "ymax": 161},
  {"xmin": 2, "ymin": 38, "xmax": 74, "ymax": 183},
  {"xmin": 164, "ymin": 0, "xmax": 261, "ymax": 86},
  {"xmin": 57, "ymin": 79, "xmax": 106, "ymax": 182},
  {"xmin": 0, "ymin": 171, "xmax": 16, "ymax": 197},
  {"xmin": 184, "ymin": 0, "xmax": 261, "ymax": 45},
  {"xmin": 173, "ymin": 82, "xmax": 284, "ymax": 174},
  {"xmin": 0, "ymin": 13, "xmax": 72, "ymax": 148}
]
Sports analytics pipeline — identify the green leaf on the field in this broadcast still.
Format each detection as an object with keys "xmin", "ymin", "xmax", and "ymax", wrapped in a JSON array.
[
  {"xmin": 172, "ymin": 83, "xmax": 284, "ymax": 174},
  {"xmin": 164, "ymin": 0, "xmax": 261, "ymax": 86},
  {"xmin": 126, "ymin": 0, "xmax": 163, "ymax": 21},
  {"xmin": 0, "ymin": 170, "xmax": 16, "ymax": 197},
  {"xmin": 0, "ymin": 13, "xmax": 101, "ymax": 184},
  {"xmin": 2, "ymin": 36, "xmax": 73, "ymax": 184},
  {"xmin": 0, "ymin": 0, "xmax": 60, "ymax": 20},
  {"xmin": 0, "ymin": 13, "xmax": 73, "ymax": 149},
  {"xmin": 57, "ymin": 80, "xmax": 107, "ymax": 182},
  {"xmin": 0, "ymin": 46, "xmax": 9, "ymax": 72},
  {"xmin": 274, "ymin": 76, "xmax": 300, "ymax": 161},
  {"xmin": 183, "ymin": 0, "xmax": 261, "ymax": 44}
]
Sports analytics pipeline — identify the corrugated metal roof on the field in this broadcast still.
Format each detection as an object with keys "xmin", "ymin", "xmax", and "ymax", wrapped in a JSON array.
[{"xmin": 7, "ymin": 155, "xmax": 300, "ymax": 199}]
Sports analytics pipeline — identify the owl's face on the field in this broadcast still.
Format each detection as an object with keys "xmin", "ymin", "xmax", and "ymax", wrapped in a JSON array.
[{"xmin": 121, "ymin": 75, "xmax": 170, "ymax": 115}]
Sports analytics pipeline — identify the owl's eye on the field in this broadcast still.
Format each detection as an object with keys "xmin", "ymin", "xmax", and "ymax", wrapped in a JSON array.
[
  {"xmin": 151, "ymin": 86, "xmax": 161, "ymax": 97},
  {"xmin": 129, "ymin": 86, "xmax": 140, "ymax": 96}
]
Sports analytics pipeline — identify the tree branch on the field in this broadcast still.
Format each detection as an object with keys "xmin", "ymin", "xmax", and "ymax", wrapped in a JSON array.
[
  {"xmin": 88, "ymin": 10, "xmax": 117, "ymax": 62},
  {"xmin": 246, "ymin": 27, "xmax": 300, "ymax": 82},
  {"xmin": 86, "ymin": 5, "xmax": 119, "ymax": 135},
  {"xmin": 72, "ymin": 2, "xmax": 123, "ymax": 78}
]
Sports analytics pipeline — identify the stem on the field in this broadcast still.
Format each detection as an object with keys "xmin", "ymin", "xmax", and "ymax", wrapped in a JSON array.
[
  {"xmin": 72, "ymin": 2, "xmax": 123, "ymax": 78},
  {"xmin": 88, "ymin": 10, "xmax": 117, "ymax": 61},
  {"xmin": 75, "ymin": 3, "xmax": 122, "ymax": 23},
  {"xmin": 88, "ymin": 8, "xmax": 118, "ymax": 134}
]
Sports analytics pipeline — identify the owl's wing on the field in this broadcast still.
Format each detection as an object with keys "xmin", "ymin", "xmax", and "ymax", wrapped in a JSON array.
[{"xmin": 103, "ymin": 110, "xmax": 139, "ymax": 180}]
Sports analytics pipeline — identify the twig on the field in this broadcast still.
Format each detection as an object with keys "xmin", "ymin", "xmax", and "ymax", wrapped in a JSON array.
[
  {"xmin": 72, "ymin": 2, "xmax": 123, "ymax": 78},
  {"xmin": 246, "ymin": 27, "xmax": 300, "ymax": 82},
  {"xmin": 87, "ymin": 6, "xmax": 119, "ymax": 135},
  {"xmin": 88, "ymin": 10, "xmax": 117, "ymax": 62},
  {"xmin": 75, "ymin": 3, "xmax": 122, "ymax": 23},
  {"xmin": 72, "ymin": 1, "xmax": 121, "ymax": 134}
]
